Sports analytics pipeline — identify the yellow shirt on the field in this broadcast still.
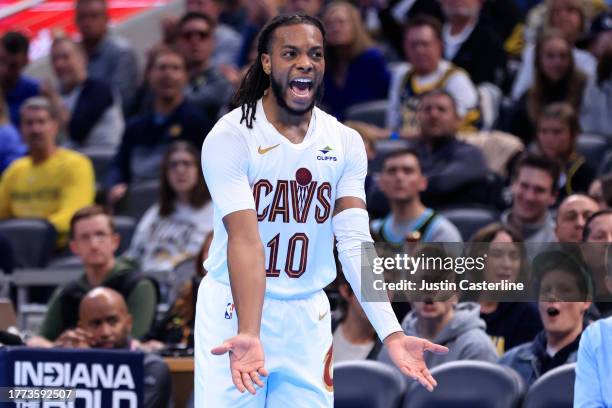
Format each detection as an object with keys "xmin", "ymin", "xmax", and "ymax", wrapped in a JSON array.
[{"xmin": 0, "ymin": 148, "xmax": 95, "ymax": 247}]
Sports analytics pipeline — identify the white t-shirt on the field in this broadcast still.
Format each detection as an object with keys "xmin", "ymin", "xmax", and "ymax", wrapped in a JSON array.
[
  {"xmin": 201, "ymin": 99, "xmax": 367, "ymax": 299},
  {"xmin": 443, "ymin": 21, "xmax": 477, "ymax": 61},
  {"xmin": 125, "ymin": 201, "xmax": 213, "ymax": 272},
  {"xmin": 332, "ymin": 324, "xmax": 375, "ymax": 364}
]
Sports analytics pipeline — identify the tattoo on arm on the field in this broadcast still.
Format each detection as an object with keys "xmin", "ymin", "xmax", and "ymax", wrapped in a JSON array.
[{"xmin": 333, "ymin": 196, "xmax": 366, "ymax": 217}]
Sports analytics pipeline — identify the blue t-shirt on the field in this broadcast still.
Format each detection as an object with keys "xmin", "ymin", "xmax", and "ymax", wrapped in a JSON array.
[
  {"xmin": 0, "ymin": 123, "xmax": 26, "ymax": 173},
  {"xmin": 6, "ymin": 75, "xmax": 40, "ymax": 127},
  {"xmin": 575, "ymin": 316, "xmax": 612, "ymax": 407}
]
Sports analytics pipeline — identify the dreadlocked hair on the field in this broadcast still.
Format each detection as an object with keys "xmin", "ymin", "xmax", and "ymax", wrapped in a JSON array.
[{"xmin": 232, "ymin": 14, "xmax": 326, "ymax": 129}]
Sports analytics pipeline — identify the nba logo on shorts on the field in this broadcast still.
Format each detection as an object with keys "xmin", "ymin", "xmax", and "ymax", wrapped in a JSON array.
[{"xmin": 225, "ymin": 303, "xmax": 234, "ymax": 319}]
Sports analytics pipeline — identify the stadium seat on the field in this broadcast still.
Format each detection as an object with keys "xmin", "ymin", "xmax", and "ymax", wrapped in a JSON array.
[
  {"xmin": 403, "ymin": 360, "xmax": 525, "ymax": 408},
  {"xmin": 47, "ymin": 256, "xmax": 83, "ymax": 269},
  {"xmin": 438, "ymin": 207, "xmax": 500, "ymax": 241},
  {"xmin": 116, "ymin": 180, "xmax": 159, "ymax": 222},
  {"xmin": 78, "ymin": 147, "xmax": 116, "ymax": 183},
  {"xmin": 345, "ymin": 100, "xmax": 389, "ymax": 128},
  {"xmin": 334, "ymin": 360, "xmax": 406, "ymax": 408},
  {"xmin": 167, "ymin": 257, "xmax": 196, "ymax": 303},
  {"xmin": 0, "ymin": 219, "xmax": 56, "ymax": 267},
  {"xmin": 576, "ymin": 134, "xmax": 610, "ymax": 168},
  {"xmin": 114, "ymin": 216, "xmax": 136, "ymax": 255},
  {"xmin": 599, "ymin": 151, "xmax": 612, "ymax": 175},
  {"xmin": 522, "ymin": 363, "xmax": 576, "ymax": 408}
]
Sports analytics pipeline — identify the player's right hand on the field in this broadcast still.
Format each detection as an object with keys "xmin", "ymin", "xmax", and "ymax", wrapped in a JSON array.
[{"xmin": 211, "ymin": 333, "xmax": 269, "ymax": 395}]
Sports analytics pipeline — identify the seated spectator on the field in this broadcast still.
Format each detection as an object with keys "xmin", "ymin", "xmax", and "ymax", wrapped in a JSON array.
[
  {"xmin": 177, "ymin": 12, "xmax": 234, "ymax": 120},
  {"xmin": 574, "ymin": 315, "xmax": 612, "ymax": 407},
  {"xmin": 581, "ymin": 210, "xmax": 612, "ymax": 315},
  {"xmin": 56, "ymin": 288, "xmax": 172, "ymax": 408},
  {"xmin": 469, "ymin": 223, "xmax": 543, "ymax": 355},
  {"xmin": 512, "ymin": 0, "xmax": 597, "ymax": 101},
  {"xmin": 0, "ymin": 88, "xmax": 25, "ymax": 174},
  {"xmin": 378, "ymin": 297, "xmax": 498, "ymax": 370},
  {"xmin": 584, "ymin": 9, "xmax": 612, "ymax": 59},
  {"xmin": 0, "ymin": 32, "xmax": 39, "ymax": 127},
  {"xmin": 0, "ymin": 97, "xmax": 94, "ymax": 247},
  {"xmin": 142, "ymin": 231, "xmax": 212, "ymax": 351},
  {"xmin": 409, "ymin": 89, "xmax": 489, "ymax": 207},
  {"xmin": 39, "ymin": 206, "xmax": 158, "ymax": 341},
  {"xmin": 502, "ymin": 154, "xmax": 559, "ymax": 254},
  {"xmin": 580, "ymin": 19, "xmax": 612, "ymax": 136},
  {"xmin": 589, "ymin": 175, "xmax": 612, "ymax": 209},
  {"xmin": 47, "ymin": 37, "xmax": 124, "ymax": 149},
  {"xmin": 321, "ymin": 1, "xmax": 390, "ymax": 121},
  {"xmin": 123, "ymin": 141, "xmax": 213, "ymax": 273},
  {"xmin": 105, "ymin": 47, "xmax": 211, "ymax": 206},
  {"xmin": 385, "ymin": 15, "xmax": 480, "ymax": 139},
  {"xmin": 510, "ymin": 30, "xmax": 587, "ymax": 145},
  {"xmin": 499, "ymin": 250, "xmax": 592, "ymax": 385},
  {"xmin": 555, "ymin": 194, "xmax": 600, "ymax": 243},
  {"xmin": 439, "ymin": 0, "xmax": 507, "ymax": 87},
  {"xmin": 332, "ymin": 269, "xmax": 380, "ymax": 364},
  {"xmin": 534, "ymin": 103, "xmax": 595, "ymax": 202},
  {"xmin": 184, "ymin": 0, "xmax": 242, "ymax": 68},
  {"xmin": 76, "ymin": 0, "xmax": 140, "ymax": 111},
  {"xmin": 370, "ymin": 148, "xmax": 462, "ymax": 244}
]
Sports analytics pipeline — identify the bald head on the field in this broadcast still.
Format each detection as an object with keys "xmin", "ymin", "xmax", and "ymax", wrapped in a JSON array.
[
  {"xmin": 78, "ymin": 287, "xmax": 132, "ymax": 349},
  {"xmin": 556, "ymin": 194, "xmax": 600, "ymax": 243}
]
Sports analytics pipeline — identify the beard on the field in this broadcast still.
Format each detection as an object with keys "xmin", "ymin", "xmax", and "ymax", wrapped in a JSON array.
[{"xmin": 270, "ymin": 74, "xmax": 323, "ymax": 116}]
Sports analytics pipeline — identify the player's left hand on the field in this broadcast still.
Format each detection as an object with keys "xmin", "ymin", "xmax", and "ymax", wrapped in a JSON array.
[
  {"xmin": 211, "ymin": 333, "xmax": 269, "ymax": 395},
  {"xmin": 384, "ymin": 332, "xmax": 449, "ymax": 391}
]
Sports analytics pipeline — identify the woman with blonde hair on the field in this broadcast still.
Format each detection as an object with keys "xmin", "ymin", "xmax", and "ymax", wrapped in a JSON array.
[
  {"xmin": 0, "ymin": 86, "xmax": 25, "ymax": 174},
  {"xmin": 535, "ymin": 102, "xmax": 594, "ymax": 202},
  {"xmin": 321, "ymin": 1, "xmax": 390, "ymax": 120},
  {"xmin": 512, "ymin": 0, "xmax": 597, "ymax": 100},
  {"xmin": 511, "ymin": 29, "xmax": 587, "ymax": 144}
]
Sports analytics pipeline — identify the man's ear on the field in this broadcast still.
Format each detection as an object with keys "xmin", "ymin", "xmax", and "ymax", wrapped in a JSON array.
[{"xmin": 261, "ymin": 53, "xmax": 271, "ymax": 75}]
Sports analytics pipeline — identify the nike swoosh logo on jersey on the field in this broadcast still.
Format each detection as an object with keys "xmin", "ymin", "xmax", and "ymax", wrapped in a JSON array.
[
  {"xmin": 258, "ymin": 144, "xmax": 280, "ymax": 154},
  {"xmin": 318, "ymin": 311, "xmax": 328, "ymax": 321}
]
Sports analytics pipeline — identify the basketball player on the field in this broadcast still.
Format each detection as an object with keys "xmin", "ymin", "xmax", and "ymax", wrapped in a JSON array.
[{"xmin": 195, "ymin": 14, "xmax": 448, "ymax": 407}]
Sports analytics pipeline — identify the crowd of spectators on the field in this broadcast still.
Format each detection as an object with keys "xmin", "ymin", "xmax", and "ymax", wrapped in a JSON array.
[{"xmin": 2, "ymin": 0, "xmax": 612, "ymax": 406}]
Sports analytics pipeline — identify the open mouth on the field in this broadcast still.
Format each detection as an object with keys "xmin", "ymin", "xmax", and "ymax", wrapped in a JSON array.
[
  {"xmin": 289, "ymin": 78, "xmax": 313, "ymax": 98},
  {"xmin": 546, "ymin": 306, "xmax": 560, "ymax": 317}
]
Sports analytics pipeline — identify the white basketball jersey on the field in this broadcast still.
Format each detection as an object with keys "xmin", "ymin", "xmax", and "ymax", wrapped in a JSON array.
[{"xmin": 201, "ymin": 99, "xmax": 367, "ymax": 298}]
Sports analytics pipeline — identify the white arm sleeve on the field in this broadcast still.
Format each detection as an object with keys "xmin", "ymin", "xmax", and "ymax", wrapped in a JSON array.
[
  {"xmin": 334, "ymin": 130, "xmax": 402, "ymax": 341},
  {"xmin": 333, "ymin": 208, "xmax": 403, "ymax": 342},
  {"xmin": 201, "ymin": 120, "xmax": 255, "ymax": 218}
]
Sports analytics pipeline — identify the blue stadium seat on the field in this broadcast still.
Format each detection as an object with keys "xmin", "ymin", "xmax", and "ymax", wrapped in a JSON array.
[
  {"xmin": 114, "ymin": 216, "xmax": 136, "ymax": 256},
  {"xmin": 344, "ymin": 100, "xmax": 389, "ymax": 128},
  {"xmin": 576, "ymin": 134, "xmax": 610, "ymax": 169},
  {"xmin": 403, "ymin": 360, "xmax": 525, "ymax": 408},
  {"xmin": 522, "ymin": 363, "xmax": 576, "ymax": 408},
  {"xmin": 0, "ymin": 219, "xmax": 56, "ymax": 267},
  {"xmin": 334, "ymin": 360, "xmax": 406, "ymax": 408},
  {"xmin": 438, "ymin": 207, "xmax": 500, "ymax": 241},
  {"xmin": 78, "ymin": 147, "xmax": 115, "ymax": 183},
  {"xmin": 117, "ymin": 180, "xmax": 159, "ymax": 222}
]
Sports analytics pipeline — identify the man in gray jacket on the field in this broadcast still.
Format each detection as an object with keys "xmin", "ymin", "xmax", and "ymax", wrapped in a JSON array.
[{"xmin": 378, "ymin": 299, "xmax": 498, "ymax": 369}]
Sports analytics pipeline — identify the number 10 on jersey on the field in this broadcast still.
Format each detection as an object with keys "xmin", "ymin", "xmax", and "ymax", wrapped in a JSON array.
[{"xmin": 266, "ymin": 233, "xmax": 309, "ymax": 278}]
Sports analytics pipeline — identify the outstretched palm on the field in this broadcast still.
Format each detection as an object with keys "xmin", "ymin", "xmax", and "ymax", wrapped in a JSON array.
[
  {"xmin": 386, "ymin": 333, "xmax": 449, "ymax": 391},
  {"xmin": 211, "ymin": 333, "xmax": 269, "ymax": 395}
]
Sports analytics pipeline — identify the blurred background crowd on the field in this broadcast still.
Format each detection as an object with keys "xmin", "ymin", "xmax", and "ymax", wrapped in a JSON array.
[{"xmin": 1, "ymin": 0, "xmax": 612, "ymax": 407}]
